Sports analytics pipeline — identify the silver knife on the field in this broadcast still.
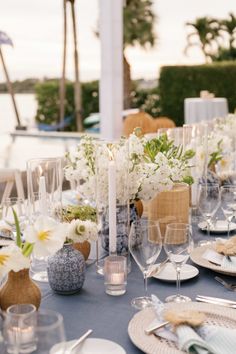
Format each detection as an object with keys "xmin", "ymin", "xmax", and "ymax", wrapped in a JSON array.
[
  {"xmin": 196, "ymin": 297, "xmax": 236, "ymax": 308},
  {"xmin": 197, "ymin": 295, "xmax": 236, "ymax": 305}
]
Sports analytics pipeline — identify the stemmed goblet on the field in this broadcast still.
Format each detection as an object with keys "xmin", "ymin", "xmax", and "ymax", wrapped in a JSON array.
[
  {"xmin": 220, "ymin": 185, "xmax": 236, "ymax": 238},
  {"xmin": 198, "ymin": 183, "xmax": 220, "ymax": 238},
  {"xmin": 129, "ymin": 218, "xmax": 162, "ymax": 310},
  {"xmin": 164, "ymin": 223, "xmax": 193, "ymax": 303}
]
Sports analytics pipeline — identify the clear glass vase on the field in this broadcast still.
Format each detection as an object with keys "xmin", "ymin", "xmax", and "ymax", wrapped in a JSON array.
[{"xmin": 27, "ymin": 157, "xmax": 63, "ymax": 282}]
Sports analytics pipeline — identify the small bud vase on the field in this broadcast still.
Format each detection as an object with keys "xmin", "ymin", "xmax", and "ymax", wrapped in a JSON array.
[
  {"xmin": 47, "ymin": 243, "xmax": 85, "ymax": 295},
  {"xmin": 0, "ymin": 269, "xmax": 41, "ymax": 311},
  {"xmin": 73, "ymin": 240, "xmax": 91, "ymax": 261}
]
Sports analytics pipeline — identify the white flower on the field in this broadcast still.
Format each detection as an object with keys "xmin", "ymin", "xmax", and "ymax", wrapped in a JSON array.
[
  {"xmin": 24, "ymin": 216, "xmax": 68, "ymax": 257},
  {"xmin": 68, "ymin": 219, "xmax": 98, "ymax": 243},
  {"xmin": 0, "ymin": 245, "xmax": 30, "ymax": 279}
]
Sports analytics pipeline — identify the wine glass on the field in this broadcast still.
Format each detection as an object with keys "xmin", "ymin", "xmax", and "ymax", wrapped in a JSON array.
[
  {"xmin": 198, "ymin": 183, "xmax": 220, "ymax": 238},
  {"xmin": 129, "ymin": 218, "xmax": 162, "ymax": 310},
  {"xmin": 220, "ymin": 185, "xmax": 236, "ymax": 238},
  {"xmin": 164, "ymin": 223, "xmax": 193, "ymax": 303}
]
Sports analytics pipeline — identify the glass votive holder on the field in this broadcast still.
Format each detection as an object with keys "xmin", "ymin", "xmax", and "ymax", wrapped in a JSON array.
[
  {"xmin": 3, "ymin": 304, "xmax": 37, "ymax": 354},
  {"xmin": 104, "ymin": 255, "xmax": 127, "ymax": 296}
]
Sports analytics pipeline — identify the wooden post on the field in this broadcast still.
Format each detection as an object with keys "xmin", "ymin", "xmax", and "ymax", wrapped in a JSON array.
[
  {"xmin": 70, "ymin": 0, "xmax": 83, "ymax": 132},
  {"xmin": 0, "ymin": 47, "xmax": 21, "ymax": 127},
  {"xmin": 59, "ymin": 0, "xmax": 67, "ymax": 126}
]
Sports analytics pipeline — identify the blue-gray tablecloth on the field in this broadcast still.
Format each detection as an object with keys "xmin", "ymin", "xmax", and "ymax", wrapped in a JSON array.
[{"xmin": 39, "ymin": 223, "xmax": 236, "ymax": 354}]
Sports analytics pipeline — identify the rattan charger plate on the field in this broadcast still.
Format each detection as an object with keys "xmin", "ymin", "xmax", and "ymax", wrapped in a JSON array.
[
  {"xmin": 128, "ymin": 302, "xmax": 236, "ymax": 354},
  {"xmin": 190, "ymin": 244, "xmax": 236, "ymax": 276}
]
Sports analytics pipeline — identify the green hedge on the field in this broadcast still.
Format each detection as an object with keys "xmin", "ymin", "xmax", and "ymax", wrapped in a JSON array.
[
  {"xmin": 35, "ymin": 80, "xmax": 99, "ymax": 130},
  {"xmin": 159, "ymin": 62, "xmax": 236, "ymax": 126}
]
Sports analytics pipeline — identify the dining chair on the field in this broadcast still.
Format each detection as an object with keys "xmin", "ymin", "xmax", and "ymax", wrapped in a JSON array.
[{"xmin": 0, "ymin": 168, "xmax": 25, "ymax": 205}]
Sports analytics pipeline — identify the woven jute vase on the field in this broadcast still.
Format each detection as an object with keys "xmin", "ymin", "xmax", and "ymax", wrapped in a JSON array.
[
  {"xmin": 0, "ymin": 269, "xmax": 41, "ymax": 311},
  {"xmin": 148, "ymin": 183, "xmax": 190, "ymax": 237},
  {"xmin": 73, "ymin": 240, "xmax": 91, "ymax": 261}
]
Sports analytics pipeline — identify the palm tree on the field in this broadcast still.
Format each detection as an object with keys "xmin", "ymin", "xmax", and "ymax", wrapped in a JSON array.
[
  {"xmin": 0, "ymin": 31, "xmax": 22, "ymax": 128},
  {"xmin": 220, "ymin": 12, "xmax": 236, "ymax": 51},
  {"xmin": 123, "ymin": 0, "xmax": 157, "ymax": 108},
  {"xmin": 60, "ymin": 0, "xmax": 83, "ymax": 132},
  {"xmin": 185, "ymin": 17, "xmax": 220, "ymax": 62}
]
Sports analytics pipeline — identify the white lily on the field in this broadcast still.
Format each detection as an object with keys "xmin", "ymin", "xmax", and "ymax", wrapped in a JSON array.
[
  {"xmin": 24, "ymin": 216, "xmax": 68, "ymax": 258},
  {"xmin": 0, "ymin": 245, "xmax": 30, "ymax": 279}
]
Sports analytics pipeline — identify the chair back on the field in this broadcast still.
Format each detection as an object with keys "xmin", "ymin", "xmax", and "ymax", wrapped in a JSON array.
[{"xmin": 0, "ymin": 169, "xmax": 25, "ymax": 205}]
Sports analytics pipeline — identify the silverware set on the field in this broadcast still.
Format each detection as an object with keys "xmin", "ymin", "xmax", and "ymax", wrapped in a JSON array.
[
  {"xmin": 215, "ymin": 276, "xmax": 236, "ymax": 291},
  {"xmin": 196, "ymin": 295, "xmax": 236, "ymax": 308}
]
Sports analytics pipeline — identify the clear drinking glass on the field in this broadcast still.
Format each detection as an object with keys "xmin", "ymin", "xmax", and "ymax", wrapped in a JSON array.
[
  {"xmin": 33, "ymin": 309, "xmax": 66, "ymax": 354},
  {"xmin": 220, "ymin": 185, "xmax": 236, "ymax": 238},
  {"xmin": 164, "ymin": 223, "xmax": 193, "ymax": 303},
  {"xmin": 129, "ymin": 218, "xmax": 162, "ymax": 310},
  {"xmin": 3, "ymin": 304, "xmax": 37, "ymax": 354},
  {"xmin": 198, "ymin": 183, "xmax": 220, "ymax": 238}
]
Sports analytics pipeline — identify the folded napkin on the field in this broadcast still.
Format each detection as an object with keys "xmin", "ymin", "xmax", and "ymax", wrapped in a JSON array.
[{"xmin": 151, "ymin": 295, "xmax": 236, "ymax": 354}]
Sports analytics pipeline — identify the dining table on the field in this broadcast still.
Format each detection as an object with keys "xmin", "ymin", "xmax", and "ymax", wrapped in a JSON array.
[
  {"xmin": 184, "ymin": 97, "xmax": 228, "ymax": 124},
  {"xmin": 37, "ymin": 220, "xmax": 236, "ymax": 354}
]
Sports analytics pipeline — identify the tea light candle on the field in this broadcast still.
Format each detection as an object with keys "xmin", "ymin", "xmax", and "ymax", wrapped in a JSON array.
[
  {"xmin": 104, "ymin": 255, "xmax": 127, "ymax": 296},
  {"xmin": 109, "ymin": 272, "xmax": 125, "ymax": 285},
  {"xmin": 108, "ymin": 159, "xmax": 117, "ymax": 254},
  {"xmin": 7, "ymin": 325, "xmax": 35, "ymax": 345}
]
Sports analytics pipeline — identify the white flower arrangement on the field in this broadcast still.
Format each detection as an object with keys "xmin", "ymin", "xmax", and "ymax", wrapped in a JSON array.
[
  {"xmin": 67, "ymin": 219, "xmax": 98, "ymax": 243},
  {"xmin": 65, "ymin": 132, "xmax": 194, "ymax": 204},
  {"xmin": 0, "ymin": 210, "xmax": 69, "ymax": 279},
  {"xmin": 0, "ymin": 244, "xmax": 30, "ymax": 279},
  {"xmin": 24, "ymin": 215, "xmax": 68, "ymax": 258}
]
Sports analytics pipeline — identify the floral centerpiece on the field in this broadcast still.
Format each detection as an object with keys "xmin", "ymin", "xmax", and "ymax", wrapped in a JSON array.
[
  {"xmin": 0, "ymin": 210, "xmax": 67, "ymax": 310},
  {"xmin": 65, "ymin": 130, "xmax": 195, "ymax": 204},
  {"xmin": 60, "ymin": 204, "xmax": 98, "ymax": 260},
  {"xmin": 65, "ymin": 131, "xmax": 194, "ymax": 254}
]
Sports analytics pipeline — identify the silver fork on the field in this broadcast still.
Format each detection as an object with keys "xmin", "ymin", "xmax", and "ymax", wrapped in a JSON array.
[{"xmin": 215, "ymin": 276, "xmax": 236, "ymax": 291}]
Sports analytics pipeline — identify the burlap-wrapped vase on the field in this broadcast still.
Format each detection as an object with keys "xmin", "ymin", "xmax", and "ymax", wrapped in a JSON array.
[
  {"xmin": 0, "ymin": 269, "xmax": 41, "ymax": 311},
  {"xmin": 148, "ymin": 183, "xmax": 190, "ymax": 237}
]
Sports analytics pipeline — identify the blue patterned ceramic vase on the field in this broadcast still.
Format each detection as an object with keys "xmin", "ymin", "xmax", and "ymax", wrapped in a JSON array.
[
  {"xmin": 47, "ymin": 243, "xmax": 85, "ymax": 295},
  {"xmin": 101, "ymin": 203, "xmax": 139, "ymax": 255}
]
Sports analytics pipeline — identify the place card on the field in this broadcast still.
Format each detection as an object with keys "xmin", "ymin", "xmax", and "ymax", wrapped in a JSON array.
[{"xmin": 202, "ymin": 249, "xmax": 224, "ymax": 266}]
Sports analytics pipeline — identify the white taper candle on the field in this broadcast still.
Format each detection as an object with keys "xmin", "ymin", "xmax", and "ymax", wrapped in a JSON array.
[
  {"xmin": 39, "ymin": 176, "xmax": 48, "ymax": 215},
  {"xmin": 108, "ymin": 160, "xmax": 117, "ymax": 254}
]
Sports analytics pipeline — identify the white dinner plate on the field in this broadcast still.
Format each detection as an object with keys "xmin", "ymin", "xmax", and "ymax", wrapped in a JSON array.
[
  {"xmin": 198, "ymin": 220, "xmax": 236, "ymax": 234},
  {"xmin": 50, "ymin": 338, "xmax": 126, "ymax": 354},
  {"xmin": 190, "ymin": 244, "xmax": 236, "ymax": 276},
  {"xmin": 152, "ymin": 262, "xmax": 199, "ymax": 282}
]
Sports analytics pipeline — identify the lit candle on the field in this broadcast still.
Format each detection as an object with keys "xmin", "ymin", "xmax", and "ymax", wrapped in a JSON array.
[
  {"xmin": 39, "ymin": 176, "xmax": 48, "ymax": 215},
  {"xmin": 109, "ymin": 272, "xmax": 125, "ymax": 285},
  {"xmin": 104, "ymin": 255, "xmax": 127, "ymax": 296},
  {"xmin": 108, "ymin": 159, "xmax": 117, "ymax": 254},
  {"xmin": 7, "ymin": 326, "xmax": 35, "ymax": 346}
]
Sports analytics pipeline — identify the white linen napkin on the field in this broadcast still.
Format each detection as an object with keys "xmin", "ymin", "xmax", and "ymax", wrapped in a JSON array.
[{"xmin": 151, "ymin": 295, "xmax": 236, "ymax": 354}]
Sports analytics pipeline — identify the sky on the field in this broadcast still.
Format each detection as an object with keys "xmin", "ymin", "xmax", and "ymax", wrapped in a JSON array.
[{"xmin": 0, "ymin": 0, "xmax": 235, "ymax": 82}]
